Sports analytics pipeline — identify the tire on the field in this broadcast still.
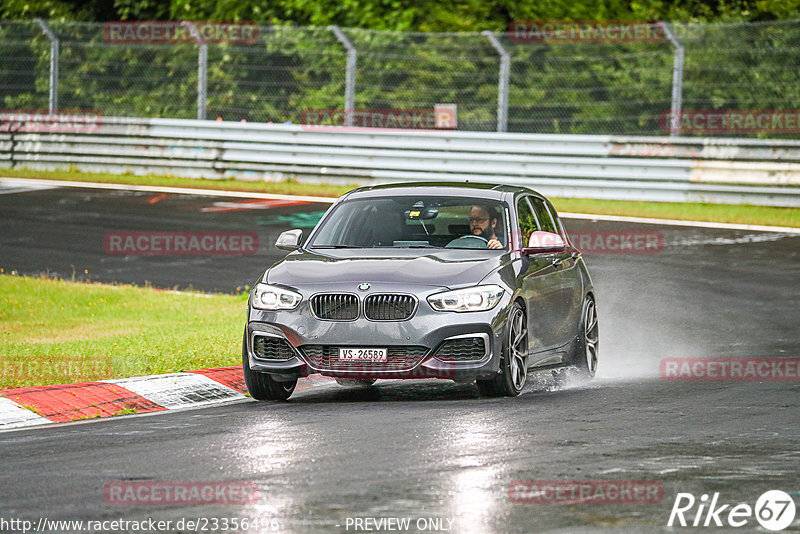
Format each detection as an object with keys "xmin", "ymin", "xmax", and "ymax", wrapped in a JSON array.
[
  {"xmin": 477, "ymin": 302, "xmax": 528, "ymax": 397},
  {"xmin": 241, "ymin": 330, "xmax": 297, "ymax": 401},
  {"xmin": 574, "ymin": 296, "xmax": 599, "ymax": 378},
  {"xmin": 335, "ymin": 378, "xmax": 377, "ymax": 387}
]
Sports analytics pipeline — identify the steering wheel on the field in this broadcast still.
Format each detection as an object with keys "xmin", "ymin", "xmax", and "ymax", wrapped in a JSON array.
[{"xmin": 446, "ymin": 235, "xmax": 489, "ymax": 249}]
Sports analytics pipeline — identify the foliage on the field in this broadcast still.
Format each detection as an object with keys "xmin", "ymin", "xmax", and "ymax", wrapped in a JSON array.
[
  {"xmin": 1, "ymin": 1, "xmax": 798, "ymax": 136},
  {"xmin": 2, "ymin": 0, "xmax": 798, "ymax": 27}
]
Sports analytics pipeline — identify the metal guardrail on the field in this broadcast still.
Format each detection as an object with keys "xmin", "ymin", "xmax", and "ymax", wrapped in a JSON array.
[{"xmin": 2, "ymin": 116, "xmax": 800, "ymax": 206}]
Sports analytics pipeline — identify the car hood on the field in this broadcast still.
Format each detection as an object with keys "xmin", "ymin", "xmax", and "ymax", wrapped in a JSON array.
[{"xmin": 266, "ymin": 248, "xmax": 509, "ymax": 289}]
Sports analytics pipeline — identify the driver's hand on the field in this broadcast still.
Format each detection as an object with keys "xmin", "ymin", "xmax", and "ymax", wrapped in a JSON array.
[{"xmin": 487, "ymin": 238, "xmax": 502, "ymax": 249}]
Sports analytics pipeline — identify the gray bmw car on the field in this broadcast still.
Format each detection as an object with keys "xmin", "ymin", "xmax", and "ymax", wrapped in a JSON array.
[{"xmin": 243, "ymin": 182, "xmax": 598, "ymax": 400}]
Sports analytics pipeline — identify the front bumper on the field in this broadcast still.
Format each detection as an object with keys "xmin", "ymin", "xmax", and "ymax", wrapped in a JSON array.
[{"xmin": 245, "ymin": 284, "xmax": 511, "ymax": 382}]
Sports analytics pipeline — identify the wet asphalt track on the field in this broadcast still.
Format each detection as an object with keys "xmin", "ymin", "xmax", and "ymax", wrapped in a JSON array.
[{"xmin": 0, "ymin": 182, "xmax": 799, "ymax": 533}]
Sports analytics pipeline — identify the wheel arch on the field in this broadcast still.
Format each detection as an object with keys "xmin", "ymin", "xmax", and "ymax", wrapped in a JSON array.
[
  {"xmin": 577, "ymin": 291, "xmax": 596, "ymax": 337},
  {"xmin": 513, "ymin": 294, "xmax": 527, "ymax": 313}
]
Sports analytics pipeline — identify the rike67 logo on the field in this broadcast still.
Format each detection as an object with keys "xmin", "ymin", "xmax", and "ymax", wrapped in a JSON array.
[{"xmin": 668, "ymin": 490, "xmax": 796, "ymax": 531}]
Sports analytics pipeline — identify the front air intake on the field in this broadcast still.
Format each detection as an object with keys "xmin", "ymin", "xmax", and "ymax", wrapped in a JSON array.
[
  {"xmin": 252, "ymin": 335, "xmax": 295, "ymax": 360},
  {"xmin": 433, "ymin": 337, "xmax": 487, "ymax": 362}
]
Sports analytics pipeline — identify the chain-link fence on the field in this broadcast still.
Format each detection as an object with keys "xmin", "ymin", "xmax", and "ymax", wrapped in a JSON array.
[{"xmin": 1, "ymin": 19, "xmax": 799, "ymax": 136}]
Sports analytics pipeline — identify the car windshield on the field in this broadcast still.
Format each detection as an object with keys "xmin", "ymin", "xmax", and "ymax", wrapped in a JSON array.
[{"xmin": 310, "ymin": 196, "xmax": 508, "ymax": 250}]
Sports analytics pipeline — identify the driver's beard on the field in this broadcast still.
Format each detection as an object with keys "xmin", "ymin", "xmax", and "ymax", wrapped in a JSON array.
[{"xmin": 472, "ymin": 227, "xmax": 491, "ymax": 239}]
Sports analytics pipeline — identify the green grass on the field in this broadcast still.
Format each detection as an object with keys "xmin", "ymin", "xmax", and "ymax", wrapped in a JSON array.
[
  {"xmin": 0, "ymin": 275, "xmax": 247, "ymax": 390},
  {"xmin": 2, "ymin": 167, "xmax": 798, "ymax": 227},
  {"xmin": 0, "ymin": 167, "xmax": 358, "ymax": 199}
]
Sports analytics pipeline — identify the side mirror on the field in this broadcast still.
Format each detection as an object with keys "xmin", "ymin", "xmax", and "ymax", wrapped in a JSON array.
[
  {"xmin": 275, "ymin": 229, "xmax": 302, "ymax": 251},
  {"xmin": 522, "ymin": 231, "xmax": 566, "ymax": 255}
]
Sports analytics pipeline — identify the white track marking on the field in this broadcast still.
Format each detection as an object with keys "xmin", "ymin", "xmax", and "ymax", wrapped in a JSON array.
[
  {"xmin": 105, "ymin": 373, "xmax": 243, "ymax": 410},
  {"xmin": 667, "ymin": 233, "xmax": 796, "ymax": 247},
  {"xmin": 0, "ymin": 397, "xmax": 51, "ymax": 430},
  {"xmin": 560, "ymin": 212, "xmax": 800, "ymax": 234},
  {"xmin": 0, "ymin": 180, "xmax": 56, "ymax": 195},
  {"xmin": 2, "ymin": 176, "xmax": 798, "ymax": 233},
  {"xmin": 0, "ymin": 177, "xmax": 336, "ymax": 203},
  {"xmin": 0, "ymin": 373, "xmax": 337, "ymax": 432}
]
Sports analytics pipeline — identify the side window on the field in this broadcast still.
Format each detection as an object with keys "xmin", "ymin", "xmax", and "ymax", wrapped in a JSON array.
[
  {"xmin": 530, "ymin": 197, "xmax": 557, "ymax": 234},
  {"xmin": 517, "ymin": 197, "xmax": 539, "ymax": 246},
  {"xmin": 546, "ymin": 201, "xmax": 569, "ymax": 241}
]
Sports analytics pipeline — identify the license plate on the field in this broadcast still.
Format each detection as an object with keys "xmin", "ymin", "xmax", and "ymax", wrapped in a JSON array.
[{"xmin": 337, "ymin": 347, "xmax": 387, "ymax": 362}]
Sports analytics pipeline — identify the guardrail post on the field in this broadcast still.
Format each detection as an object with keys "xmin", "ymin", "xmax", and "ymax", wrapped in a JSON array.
[
  {"xmin": 329, "ymin": 26, "xmax": 356, "ymax": 126},
  {"xmin": 660, "ymin": 22, "xmax": 684, "ymax": 137},
  {"xmin": 185, "ymin": 23, "xmax": 208, "ymax": 120},
  {"xmin": 34, "ymin": 18, "xmax": 59, "ymax": 113},
  {"xmin": 197, "ymin": 44, "xmax": 208, "ymax": 120},
  {"xmin": 482, "ymin": 31, "xmax": 510, "ymax": 133}
]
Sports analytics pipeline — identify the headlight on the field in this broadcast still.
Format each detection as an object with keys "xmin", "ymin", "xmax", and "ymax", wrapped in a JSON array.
[
  {"xmin": 427, "ymin": 284, "xmax": 505, "ymax": 312},
  {"xmin": 252, "ymin": 283, "xmax": 302, "ymax": 310}
]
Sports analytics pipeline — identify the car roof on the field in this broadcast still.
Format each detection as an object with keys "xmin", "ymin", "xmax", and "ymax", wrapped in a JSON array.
[{"xmin": 343, "ymin": 181, "xmax": 543, "ymax": 201}]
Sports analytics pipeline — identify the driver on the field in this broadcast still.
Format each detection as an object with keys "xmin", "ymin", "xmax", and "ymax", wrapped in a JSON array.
[{"xmin": 469, "ymin": 205, "xmax": 503, "ymax": 249}]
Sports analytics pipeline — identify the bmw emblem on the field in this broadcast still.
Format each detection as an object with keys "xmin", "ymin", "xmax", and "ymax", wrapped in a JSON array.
[{"xmin": 358, "ymin": 282, "xmax": 371, "ymax": 291}]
